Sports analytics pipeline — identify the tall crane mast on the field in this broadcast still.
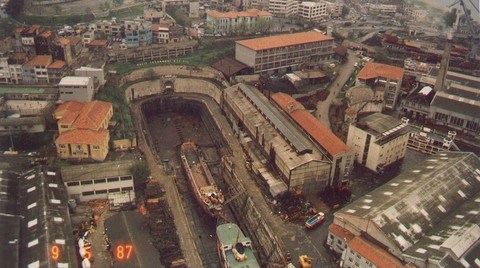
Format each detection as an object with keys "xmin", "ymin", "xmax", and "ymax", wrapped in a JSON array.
[{"xmin": 449, "ymin": 0, "xmax": 480, "ymax": 59}]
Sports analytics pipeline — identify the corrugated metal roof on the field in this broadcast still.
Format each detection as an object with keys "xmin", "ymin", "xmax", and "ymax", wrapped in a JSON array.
[
  {"xmin": 431, "ymin": 91, "xmax": 479, "ymax": 117},
  {"xmin": 61, "ymin": 160, "xmax": 134, "ymax": 182}
]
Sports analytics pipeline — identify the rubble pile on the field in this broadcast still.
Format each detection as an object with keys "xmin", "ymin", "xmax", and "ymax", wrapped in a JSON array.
[
  {"xmin": 296, "ymin": 90, "xmax": 329, "ymax": 110},
  {"xmin": 145, "ymin": 181, "xmax": 185, "ymax": 267},
  {"xmin": 276, "ymin": 192, "xmax": 317, "ymax": 224}
]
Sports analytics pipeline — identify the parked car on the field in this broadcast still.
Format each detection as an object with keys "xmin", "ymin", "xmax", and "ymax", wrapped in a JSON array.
[{"xmin": 305, "ymin": 212, "xmax": 325, "ymax": 229}]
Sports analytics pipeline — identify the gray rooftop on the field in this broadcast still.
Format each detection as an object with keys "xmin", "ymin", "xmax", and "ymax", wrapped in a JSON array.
[
  {"xmin": 0, "ymin": 87, "xmax": 58, "ymax": 95},
  {"xmin": 357, "ymin": 113, "xmax": 403, "ymax": 135},
  {"xmin": 0, "ymin": 116, "xmax": 46, "ymax": 126},
  {"xmin": 337, "ymin": 152, "xmax": 479, "ymax": 254},
  {"xmin": 237, "ymin": 84, "xmax": 312, "ymax": 154},
  {"xmin": 431, "ymin": 91, "xmax": 479, "ymax": 117},
  {"xmin": 61, "ymin": 160, "xmax": 134, "ymax": 182}
]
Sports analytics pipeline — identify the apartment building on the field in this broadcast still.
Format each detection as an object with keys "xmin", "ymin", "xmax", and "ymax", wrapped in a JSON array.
[
  {"xmin": 58, "ymin": 76, "xmax": 95, "ymax": 102},
  {"xmin": 22, "ymin": 55, "xmax": 53, "ymax": 84},
  {"xmin": 124, "ymin": 19, "xmax": 153, "ymax": 48},
  {"xmin": 7, "ymin": 53, "xmax": 28, "ymax": 84},
  {"xmin": 47, "ymin": 60, "xmax": 66, "ymax": 84},
  {"xmin": 75, "ymin": 67, "xmax": 105, "ymax": 89},
  {"xmin": 0, "ymin": 56, "xmax": 10, "ymax": 84},
  {"xmin": 92, "ymin": 20, "xmax": 122, "ymax": 36},
  {"xmin": 54, "ymin": 100, "xmax": 113, "ymax": 161},
  {"xmin": 61, "ymin": 161, "xmax": 135, "ymax": 202},
  {"xmin": 268, "ymin": 0, "xmax": 298, "ymax": 17},
  {"xmin": 298, "ymin": 1, "xmax": 327, "ymax": 21},
  {"xmin": 235, "ymin": 31, "xmax": 334, "ymax": 74},
  {"xmin": 152, "ymin": 23, "xmax": 170, "ymax": 43},
  {"xmin": 356, "ymin": 62, "xmax": 404, "ymax": 110},
  {"xmin": 206, "ymin": 9, "xmax": 272, "ymax": 35},
  {"xmin": 347, "ymin": 113, "xmax": 409, "ymax": 173}
]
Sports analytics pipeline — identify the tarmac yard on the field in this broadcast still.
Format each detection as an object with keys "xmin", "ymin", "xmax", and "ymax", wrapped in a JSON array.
[{"xmin": 143, "ymin": 96, "xmax": 235, "ymax": 267}]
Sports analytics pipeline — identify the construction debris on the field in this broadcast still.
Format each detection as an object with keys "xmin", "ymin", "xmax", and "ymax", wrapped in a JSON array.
[
  {"xmin": 144, "ymin": 180, "xmax": 185, "ymax": 267},
  {"xmin": 275, "ymin": 192, "xmax": 317, "ymax": 224}
]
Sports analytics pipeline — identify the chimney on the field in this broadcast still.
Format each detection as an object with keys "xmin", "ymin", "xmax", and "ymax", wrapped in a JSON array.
[{"xmin": 435, "ymin": 34, "xmax": 453, "ymax": 92}]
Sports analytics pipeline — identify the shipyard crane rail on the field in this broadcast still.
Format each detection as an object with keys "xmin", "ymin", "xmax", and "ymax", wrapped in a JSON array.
[{"xmin": 449, "ymin": 0, "xmax": 480, "ymax": 59}]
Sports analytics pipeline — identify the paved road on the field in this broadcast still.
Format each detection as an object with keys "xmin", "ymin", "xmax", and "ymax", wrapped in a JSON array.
[{"xmin": 315, "ymin": 51, "xmax": 357, "ymax": 129}]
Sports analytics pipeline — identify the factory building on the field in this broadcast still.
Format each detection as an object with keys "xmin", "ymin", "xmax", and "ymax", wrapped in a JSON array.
[
  {"xmin": 235, "ymin": 31, "xmax": 334, "ymax": 74},
  {"xmin": 347, "ymin": 113, "xmax": 409, "ymax": 173},
  {"xmin": 328, "ymin": 152, "xmax": 480, "ymax": 268},
  {"xmin": 271, "ymin": 93, "xmax": 353, "ymax": 186},
  {"xmin": 222, "ymin": 83, "xmax": 331, "ymax": 193}
]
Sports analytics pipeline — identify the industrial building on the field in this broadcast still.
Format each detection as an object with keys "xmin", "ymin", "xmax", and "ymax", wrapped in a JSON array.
[
  {"xmin": 222, "ymin": 83, "xmax": 331, "ymax": 193},
  {"xmin": 328, "ymin": 151, "xmax": 480, "ymax": 268},
  {"xmin": 346, "ymin": 113, "xmax": 409, "ymax": 173},
  {"xmin": 0, "ymin": 167, "xmax": 78, "ymax": 268},
  {"xmin": 58, "ymin": 76, "xmax": 95, "ymax": 102},
  {"xmin": 356, "ymin": 62, "xmax": 404, "ymax": 110},
  {"xmin": 235, "ymin": 31, "xmax": 334, "ymax": 74},
  {"xmin": 271, "ymin": 93, "xmax": 353, "ymax": 186},
  {"xmin": 61, "ymin": 160, "xmax": 135, "ymax": 202}
]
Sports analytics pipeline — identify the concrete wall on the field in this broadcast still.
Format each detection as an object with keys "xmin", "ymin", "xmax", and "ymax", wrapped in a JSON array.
[
  {"xmin": 235, "ymin": 44, "xmax": 256, "ymax": 67},
  {"xmin": 65, "ymin": 177, "xmax": 134, "ymax": 202},
  {"xmin": 221, "ymin": 159, "xmax": 286, "ymax": 267},
  {"xmin": 59, "ymin": 79, "xmax": 94, "ymax": 102}
]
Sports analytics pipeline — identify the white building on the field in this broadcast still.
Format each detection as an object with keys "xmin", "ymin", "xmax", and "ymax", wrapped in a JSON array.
[
  {"xmin": 61, "ymin": 161, "xmax": 135, "ymax": 202},
  {"xmin": 298, "ymin": 1, "xmax": 327, "ymax": 21},
  {"xmin": 75, "ymin": 66, "xmax": 105, "ymax": 89},
  {"xmin": 0, "ymin": 56, "xmax": 10, "ymax": 84},
  {"xmin": 206, "ymin": 9, "xmax": 272, "ymax": 35},
  {"xmin": 268, "ymin": 0, "xmax": 298, "ymax": 17},
  {"xmin": 82, "ymin": 30, "xmax": 95, "ymax": 46},
  {"xmin": 58, "ymin": 76, "xmax": 95, "ymax": 102},
  {"xmin": 346, "ymin": 113, "xmax": 409, "ymax": 173},
  {"xmin": 152, "ymin": 24, "xmax": 170, "ymax": 43}
]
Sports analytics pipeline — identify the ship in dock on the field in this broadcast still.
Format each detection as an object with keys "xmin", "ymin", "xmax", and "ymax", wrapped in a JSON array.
[
  {"xmin": 180, "ymin": 141, "xmax": 224, "ymax": 217},
  {"xmin": 216, "ymin": 223, "xmax": 260, "ymax": 268}
]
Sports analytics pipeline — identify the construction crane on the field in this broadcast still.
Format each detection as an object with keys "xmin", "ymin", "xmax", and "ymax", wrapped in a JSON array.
[{"xmin": 449, "ymin": 0, "xmax": 480, "ymax": 59}]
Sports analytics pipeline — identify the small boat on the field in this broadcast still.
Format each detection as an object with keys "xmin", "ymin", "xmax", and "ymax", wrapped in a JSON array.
[
  {"xmin": 216, "ymin": 223, "xmax": 260, "ymax": 268},
  {"xmin": 305, "ymin": 212, "xmax": 325, "ymax": 229},
  {"xmin": 180, "ymin": 141, "xmax": 224, "ymax": 217}
]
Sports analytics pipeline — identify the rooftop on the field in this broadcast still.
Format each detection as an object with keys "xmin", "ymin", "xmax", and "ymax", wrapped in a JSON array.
[
  {"xmin": 61, "ymin": 160, "xmax": 134, "ymax": 182},
  {"xmin": 207, "ymin": 8, "xmax": 271, "ymax": 19},
  {"xmin": 271, "ymin": 93, "xmax": 350, "ymax": 158},
  {"xmin": 56, "ymin": 128, "xmax": 109, "ymax": 145},
  {"xmin": 355, "ymin": 113, "xmax": 407, "ymax": 136},
  {"xmin": 0, "ymin": 116, "xmax": 45, "ymax": 127},
  {"xmin": 431, "ymin": 91, "xmax": 479, "ymax": 117},
  {"xmin": 357, "ymin": 62, "xmax": 404, "ymax": 81},
  {"xmin": 0, "ymin": 87, "xmax": 58, "ymax": 95},
  {"xmin": 348, "ymin": 237, "xmax": 404, "ymax": 268},
  {"xmin": 47, "ymin": 60, "xmax": 66, "ymax": 69},
  {"xmin": 88, "ymin": 40, "xmax": 108, "ymax": 47},
  {"xmin": 55, "ymin": 100, "xmax": 112, "ymax": 130},
  {"xmin": 58, "ymin": 76, "xmax": 92, "ymax": 86},
  {"xmin": 211, "ymin": 57, "xmax": 250, "ymax": 77},
  {"xmin": 236, "ymin": 31, "xmax": 333, "ymax": 51},
  {"xmin": 328, "ymin": 224, "xmax": 355, "ymax": 243},
  {"xmin": 23, "ymin": 55, "xmax": 52, "ymax": 67},
  {"xmin": 337, "ymin": 152, "xmax": 480, "ymax": 254}
]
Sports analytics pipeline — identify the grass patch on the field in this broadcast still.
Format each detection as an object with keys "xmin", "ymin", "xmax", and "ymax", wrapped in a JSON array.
[
  {"xmin": 109, "ymin": 5, "xmax": 144, "ymax": 19},
  {"xmin": 15, "ymin": 13, "xmax": 95, "ymax": 26},
  {"xmin": 111, "ymin": 39, "xmax": 235, "ymax": 74},
  {"xmin": 0, "ymin": 19, "xmax": 16, "ymax": 39},
  {"xmin": 95, "ymin": 86, "xmax": 135, "ymax": 140}
]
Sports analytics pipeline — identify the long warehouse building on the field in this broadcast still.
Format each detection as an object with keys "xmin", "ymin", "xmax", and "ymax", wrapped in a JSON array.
[{"xmin": 222, "ymin": 83, "xmax": 332, "ymax": 193}]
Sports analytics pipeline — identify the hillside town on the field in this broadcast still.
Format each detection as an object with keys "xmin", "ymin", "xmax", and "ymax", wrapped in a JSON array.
[{"xmin": 0, "ymin": 0, "xmax": 479, "ymax": 267}]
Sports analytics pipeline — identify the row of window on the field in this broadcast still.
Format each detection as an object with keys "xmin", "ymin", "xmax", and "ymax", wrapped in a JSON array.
[
  {"xmin": 66, "ymin": 176, "xmax": 132, "ymax": 186},
  {"xmin": 82, "ymin": 186, "xmax": 133, "ymax": 196}
]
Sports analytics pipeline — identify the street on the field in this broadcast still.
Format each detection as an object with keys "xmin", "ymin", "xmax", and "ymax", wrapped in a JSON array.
[{"xmin": 315, "ymin": 50, "xmax": 357, "ymax": 129}]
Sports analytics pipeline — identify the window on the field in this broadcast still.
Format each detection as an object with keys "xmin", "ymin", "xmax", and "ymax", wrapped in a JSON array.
[
  {"xmin": 95, "ymin": 189, "xmax": 108, "ymax": 194},
  {"xmin": 59, "ymin": 144, "xmax": 66, "ymax": 148},
  {"xmin": 81, "ymin": 180, "xmax": 93, "ymax": 185},
  {"xmin": 67, "ymin": 181, "xmax": 80, "ymax": 186},
  {"xmin": 107, "ymin": 177, "xmax": 119, "ymax": 182},
  {"xmin": 120, "ymin": 176, "xmax": 132, "ymax": 181},
  {"xmin": 94, "ymin": 178, "xmax": 106, "ymax": 184},
  {"xmin": 82, "ymin": 191, "xmax": 95, "ymax": 196},
  {"xmin": 122, "ymin": 186, "xmax": 133, "ymax": 191},
  {"xmin": 109, "ymin": 188, "xmax": 120, "ymax": 193},
  {"xmin": 93, "ymin": 145, "xmax": 100, "ymax": 150}
]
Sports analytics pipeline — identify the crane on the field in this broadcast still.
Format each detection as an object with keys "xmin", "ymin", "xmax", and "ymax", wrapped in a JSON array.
[{"xmin": 449, "ymin": 0, "xmax": 480, "ymax": 59}]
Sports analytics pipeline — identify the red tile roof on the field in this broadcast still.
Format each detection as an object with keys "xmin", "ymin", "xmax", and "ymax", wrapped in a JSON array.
[
  {"xmin": 88, "ymin": 40, "xmax": 108, "ymax": 47},
  {"xmin": 39, "ymin": 31, "xmax": 53, "ymax": 39},
  {"xmin": 71, "ymin": 101, "xmax": 112, "ymax": 130},
  {"xmin": 328, "ymin": 224, "xmax": 355, "ymax": 243},
  {"xmin": 56, "ymin": 129, "xmax": 109, "ymax": 145},
  {"xmin": 48, "ymin": 60, "xmax": 66, "ymax": 69},
  {"xmin": 23, "ymin": 55, "xmax": 53, "ymax": 67},
  {"xmin": 55, "ymin": 100, "xmax": 112, "ymax": 130},
  {"xmin": 271, "ymin": 93, "xmax": 350, "ymax": 157},
  {"xmin": 236, "ymin": 31, "xmax": 333, "ymax": 51},
  {"xmin": 357, "ymin": 62, "xmax": 404, "ymax": 81},
  {"xmin": 348, "ymin": 237, "xmax": 404, "ymax": 268}
]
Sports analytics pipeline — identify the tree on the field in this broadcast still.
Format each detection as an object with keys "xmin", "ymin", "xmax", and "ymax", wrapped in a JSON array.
[
  {"xmin": 443, "ymin": 8, "xmax": 457, "ymax": 27},
  {"xmin": 130, "ymin": 161, "xmax": 151, "ymax": 192},
  {"xmin": 5, "ymin": 0, "xmax": 24, "ymax": 17},
  {"xmin": 341, "ymin": 6, "xmax": 350, "ymax": 18},
  {"xmin": 373, "ymin": 48, "xmax": 389, "ymax": 63}
]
